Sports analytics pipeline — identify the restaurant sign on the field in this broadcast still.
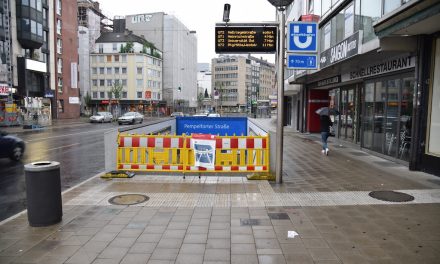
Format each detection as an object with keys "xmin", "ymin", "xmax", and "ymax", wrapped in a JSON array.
[{"xmin": 320, "ymin": 31, "xmax": 359, "ymax": 69}]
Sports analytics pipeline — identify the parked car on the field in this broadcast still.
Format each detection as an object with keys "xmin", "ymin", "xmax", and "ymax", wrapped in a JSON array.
[
  {"xmin": 193, "ymin": 113, "xmax": 208, "ymax": 117},
  {"xmin": 0, "ymin": 131, "xmax": 25, "ymax": 161},
  {"xmin": 170, "ymin": 112, "xmax": 184, "ymax": 117},
  {"xmin": 207, "ymin": 113, "xmax": 220, "ymax": 117},
  {"xmin": 90, "ymin": 112, "xmax": 113, "ymax": 123},
  {"xmin": 118, "ymin": 112, "xmax": 144, "ymax": 125}
]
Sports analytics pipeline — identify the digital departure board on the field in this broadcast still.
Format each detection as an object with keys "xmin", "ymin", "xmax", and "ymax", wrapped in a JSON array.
[{"xmin": 215, "ymin": 26, "xmax": 277, "ymax": 53}]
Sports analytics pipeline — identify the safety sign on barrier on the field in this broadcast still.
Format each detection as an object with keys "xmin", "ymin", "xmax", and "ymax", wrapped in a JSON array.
[{"xmin": 191, "ymin": 134, "xmax": 216, "ymax": 169}]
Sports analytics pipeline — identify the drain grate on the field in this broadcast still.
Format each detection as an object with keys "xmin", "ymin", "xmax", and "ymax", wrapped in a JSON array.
[
  {"xmin": 368, "ymin": 191, "xmax": 414, "ymax": 202},
  {"xmin": 108, "ymin": 194, "xmax": 149, "ymax": 205},
  {"xmin": 268, "ymin": 213, "xmax": 290, "ymax": 220},
  {"xmin": 349, "ymin": 152, "xmax": 369, "ymax": 156}
]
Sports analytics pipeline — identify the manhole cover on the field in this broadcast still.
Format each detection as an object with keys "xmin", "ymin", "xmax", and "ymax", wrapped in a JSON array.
[
  {"xmin": 108, "ymin": 194, "xmax": 149, "ymax": 205},
  {"xmin": 368, "ymin": 191, "xmax": 414, "ymax": 202}
]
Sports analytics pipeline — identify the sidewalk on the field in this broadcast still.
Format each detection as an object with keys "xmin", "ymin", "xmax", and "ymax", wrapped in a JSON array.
[{"xmin": 1, "ymin": 118, "xmax": 439, "ymax": 264}]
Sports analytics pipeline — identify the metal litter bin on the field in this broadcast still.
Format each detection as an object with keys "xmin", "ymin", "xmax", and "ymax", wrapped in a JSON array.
[{"xmin": 24, "ymin": 161, "xmax": 62, "ymax": 226}]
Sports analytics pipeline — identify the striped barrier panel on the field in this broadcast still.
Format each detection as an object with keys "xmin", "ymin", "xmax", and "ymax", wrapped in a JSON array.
[{"xmin": 116, "ymin": 133, "xmax": 269, "ymax": 173}]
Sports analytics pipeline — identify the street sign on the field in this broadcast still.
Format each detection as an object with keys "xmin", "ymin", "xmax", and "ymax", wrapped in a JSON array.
[
  {"xmin": 287, "ymin": 22, "xmax": 318, "ymax": 53},
  {"xmin": 215, "ymin": 26, "xmax": 277, "ymax": 53},
  {"xmin": 287, "ymin": 54, "xmax": 318, "ymax": 69}
]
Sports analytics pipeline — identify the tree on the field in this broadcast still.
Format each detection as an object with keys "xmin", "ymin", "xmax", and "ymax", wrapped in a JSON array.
[
  {"xmin": 197, "ymin": 92, "xmax": 204, "ymax": 110},
  {"xmin": 84, "ymin": 91, "xmax": 92, "ymax": 115},
  {"xmin": 110, "ymin": 82, "xmax": 124, "ymax": 118},
  {"xmin": 204, "ymin": 88, "xmax": 209, "ymax": 98}
]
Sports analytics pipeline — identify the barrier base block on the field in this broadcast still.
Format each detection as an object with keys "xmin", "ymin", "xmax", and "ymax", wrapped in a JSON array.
[
  {"xmin": 101, "ymin": 171, "xmax": 136, "ymax": 179},
  {"xmin": 247, "ymin": 173, "xmax": 275, "ymax": 181}
]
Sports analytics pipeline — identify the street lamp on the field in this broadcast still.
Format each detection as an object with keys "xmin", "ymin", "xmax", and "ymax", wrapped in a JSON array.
[{"xmin": 267, "ymin": 0, "xmax": 293, "ymax": 184}]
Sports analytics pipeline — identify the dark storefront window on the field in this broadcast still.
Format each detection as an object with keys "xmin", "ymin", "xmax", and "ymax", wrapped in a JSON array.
[{"xmin": 361, "ymin": 73, "xmax": 414, "ymax": 161}]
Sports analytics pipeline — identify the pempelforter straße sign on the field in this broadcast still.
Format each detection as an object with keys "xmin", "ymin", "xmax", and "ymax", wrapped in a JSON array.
[{"xmin": 320, "ymin": 31, "xmax": 359, "ymax": 69}]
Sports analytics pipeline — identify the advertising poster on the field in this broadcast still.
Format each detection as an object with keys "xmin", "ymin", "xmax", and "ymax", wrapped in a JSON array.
[{"xmin": 191, "ymin": 134, "xmax": 216, "ymax": 169}]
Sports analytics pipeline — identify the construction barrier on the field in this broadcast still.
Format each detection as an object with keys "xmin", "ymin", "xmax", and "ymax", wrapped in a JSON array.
[{"xmin": 116, "ymin": 133, "xmax": 269, "ymax": 173}]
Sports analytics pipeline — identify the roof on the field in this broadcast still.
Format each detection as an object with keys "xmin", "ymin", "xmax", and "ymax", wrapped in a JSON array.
[{"xmin": 95, "ymin": 32, "xmax": 146, "ymax": 44}]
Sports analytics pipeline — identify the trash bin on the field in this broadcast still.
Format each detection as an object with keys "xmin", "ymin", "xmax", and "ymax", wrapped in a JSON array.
[{"xmin": 24, "ymin": 161, "xmax": 62, "ymax": 227}]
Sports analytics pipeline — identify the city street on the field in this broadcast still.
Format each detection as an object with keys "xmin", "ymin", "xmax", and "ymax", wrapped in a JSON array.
[{"xmin": 0, "ymin": 120, "xmax": 156, "ymax": 222}]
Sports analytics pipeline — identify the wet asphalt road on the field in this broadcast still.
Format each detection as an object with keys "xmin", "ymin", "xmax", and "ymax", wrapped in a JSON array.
[{"xmin": 0, "ymin": 121, "xmax": 130, "ymax": 222}]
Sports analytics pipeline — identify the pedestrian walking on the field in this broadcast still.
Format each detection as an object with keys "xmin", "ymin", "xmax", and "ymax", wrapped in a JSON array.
[{"xmin": 320, "ymin": 114, "xmax": 333, "ymax": 155}]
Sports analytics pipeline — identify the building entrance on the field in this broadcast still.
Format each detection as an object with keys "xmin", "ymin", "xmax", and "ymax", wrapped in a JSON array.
[{"xmin": 361, "ymin": 72, "xmax": 414, "ymax": 161}]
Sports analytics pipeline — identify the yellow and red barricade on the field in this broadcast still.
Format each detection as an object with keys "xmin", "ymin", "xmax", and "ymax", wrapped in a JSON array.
[{"xmin": 116, "ymin": 133, "xmax": 269, "ymax": 173}]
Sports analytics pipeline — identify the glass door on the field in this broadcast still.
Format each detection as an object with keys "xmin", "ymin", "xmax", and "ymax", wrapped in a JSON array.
[
  {"xmin": 362, "ymin": 82, "xmax": 374, "ymax": 149},
  {"xmin": 372, "ymin": 81, "xmax": 386, "ymax": 154},
  {"xmin": 399, "ymin": 77, "xmax": 414, "ymax": 161},
  {"xmin": 385, "ymin": 78, "xmax": 400, "ymax": 157}
]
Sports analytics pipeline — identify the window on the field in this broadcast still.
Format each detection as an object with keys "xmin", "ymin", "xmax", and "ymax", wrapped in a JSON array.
[
  {"xmin": 56, "ymin": 19, "xmax": 61, "ymax": 35},
  {"xmin": 36, "ymin": 0, "xmax": 42, "ymax": 11},
  {"xmin": 99, "ymin": 44, "xmax": 103, "ymax": 54},
  {"xmin": 99, "ymin": 67, "xmax": 104, "ymax": 74},
  {"xmin": 106, "ymin": 55, "xmax": 112, "ymax": 62},
  {"xmin": 91, "ymin": 56, "xmax": 97, "ymax": 63},
  {"xmin": 31, "ymin": 20, "xmax": 36, "ymax": 34},
  {"xmin": 57, "ymin": 38, "xmax": 62, "ymax": 54},
  {"xmin": 37, "ymin": 23, "xmax": 43, "ymax": 37},
  {"xmin": 58, "ymin": 99, "xmax": 64, "ymax": 113},
  {"xmin": 427, "ymin": 38, "xmax": 440, "ymax": 156},
  {"xmin": 112, "ymin": 43, "xmax": 117, "ymax": 51},
  {"xmin": 323, "ymin": 22, "xmax": 331, "ymax": 50},
  {"xmin": 57, "ymin": 77, "xmax": 63, "ymax": 92},
  {"xmin": 107, "ymin": 79, "xmax": 112, "ymax": 86},
  {"xmin": 122, "ymin": 91, "xmax": 127, "ymax": 98},
  {"xmin": 121, "ymin": 79, "xmax": 127, "ymax": 86},
  {"xmin": 137, "ymin": 67, "xmax": 142, "ymax": 74},
  {"xmin": 22, "ymin": 0, "xmax": 29, "ymax": 6},
  {"xmin": 92, "ymin": 91, "xmax": 98, "ymax": 98},
  {"xmin": 137, "ymin": 92, "xmax": 142, "ymax": 98},
  {"xmin": 121, "ymin": 55, "xmax": 127, "ymax": 62},
  {"xmin": 98, "ymin": 56, "xmax": 104, "ymax": 63},
  {"xmin": 99, "ymin": 79, "xmax": 104, "ymax": 86},
  {"xmin": 114, "ymin": 67, "xmax": 120, "ymax": 74},
  {"xmin": 30, "ymin": 0, "xmax": 35, "ymax": 8},
  {"xmin": 56, "ymin": 0, "xmax": 61, "ymax": 15},
  {"xmin": 322, "ymin": 0, "xmax": 331, "ymax": 16},
  {"xmin": 57, "ymin": 58, "xmax": 62, "ymax": 73},
  {"xmin": 21, "ymin": 18, "xmax": 30, "ymax": 31},
  {"xmin": 106, "ymin": 67, "xmax": 112, "ymax": 74},
  {"xmin": 136, "ymin": 79, "xmax": 143, "ymax": 88},
  {"xmin": 136, "ymin": 55, "xmax": 143, "ymax": 62},
  {"xmin": 344, "ymin": 4, "xmax": 354, "ymax": 38},
  {"xmin": 122, "ymin": 67, "xmax": 127, "ymax": 74},
  {"xmin": 384, "ymin": 0, "xmax": 401, "ymax": 14},
  {"xmin": 107, "ymin": 92, "xmax": 112, "ymax": 98},
  {"xmin": 114, "ymin": 55, "xmax": 119, "ymax": 62},
  {"xmin": 361, "ymin": 0, "xmax": 381, "ymax": 43},
  {"xmin": 100, "ymin": 92, "xmax": 104, "ymax": 98},
  {"xmin": 92, "ymin": 79, "xmax": 97, "ymax": 86},
  {"xmin": 92, "ymin": 68, "xmax": 97, "ymax": 74}
]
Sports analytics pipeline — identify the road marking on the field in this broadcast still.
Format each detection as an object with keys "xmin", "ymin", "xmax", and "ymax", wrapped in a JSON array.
[{"xmin": 47, "ymin": 143, "xmax": 80, "ymax": 151}]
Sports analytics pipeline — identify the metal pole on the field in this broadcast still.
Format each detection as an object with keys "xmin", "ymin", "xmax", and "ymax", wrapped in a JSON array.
[{"xmin": 275, "ymin": 8, "xmax": 285, "ymax": 184}]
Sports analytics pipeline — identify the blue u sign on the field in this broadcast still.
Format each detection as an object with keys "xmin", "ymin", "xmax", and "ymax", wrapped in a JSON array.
[{"xmin": 287, "ymin": 22, "xmax": 318, "ymax": 53}]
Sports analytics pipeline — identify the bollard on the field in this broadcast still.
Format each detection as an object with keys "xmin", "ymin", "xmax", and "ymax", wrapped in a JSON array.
[{"xmin": 24, "ymin": 161, "xmax": 62, "ymax": 227}]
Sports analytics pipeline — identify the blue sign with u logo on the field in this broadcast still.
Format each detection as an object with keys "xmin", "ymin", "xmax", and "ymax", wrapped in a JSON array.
[{"xmin": 287, "ymin": 22, "xmax": 318, "ymax": 53}]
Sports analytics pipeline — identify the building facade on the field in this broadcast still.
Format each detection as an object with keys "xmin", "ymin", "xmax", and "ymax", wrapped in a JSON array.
[
  {"xmin": 286, "ymin": 0, "xmax": 440, "ymax": 176},
  {"xmin": 54, "ymin": 0, "xmax": 80, "ymax": 119},
  {"xmin": 211, "ymin": 55, "xmax": 275, "ymax": 115},
  {"xmin": 123, "ymin": 12, "xmax": 197, "ymax": 114},
  {"xmin": 90, "ymin": 23, "xmax": 163, "ymax": 116},
  {"xmin": 197, "ymin": 63, "xmax": 211, "ymax": 112},
  {"xmin": 77, "ymin": 0, "xmax": 105, "ymax": 116},
  {"xmin": 1, "ymin": 0, "xmax": 54, "ymax": 126}
]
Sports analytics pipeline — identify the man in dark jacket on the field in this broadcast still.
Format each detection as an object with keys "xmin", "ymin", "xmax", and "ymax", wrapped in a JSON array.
[{"xmin": 320, "ymin": 115, "xmax": 333, "ymax": 155}]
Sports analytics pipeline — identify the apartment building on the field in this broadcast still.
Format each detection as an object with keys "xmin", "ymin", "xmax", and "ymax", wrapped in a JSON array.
[
  {"xmin": 123, "ymin": 12, "xmax": 197, "ymax": 113},
  {"xmin": 90, "ymin": 21, "xmax": 163, "ymax": 115},
  {"xmin": 211, "ymin": 55, "xmax": 275, "ymax": 115}
]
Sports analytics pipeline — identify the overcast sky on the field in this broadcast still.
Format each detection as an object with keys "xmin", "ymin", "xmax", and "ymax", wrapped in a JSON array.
[{"xmin": 97, "ymin": 0, "xmax": 277, "ymax": 63}]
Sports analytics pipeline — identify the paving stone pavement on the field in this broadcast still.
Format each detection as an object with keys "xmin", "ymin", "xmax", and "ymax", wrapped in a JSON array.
[{"xmin": 1, "ymin": 128, "xmax": 440, "ymax": 264}]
